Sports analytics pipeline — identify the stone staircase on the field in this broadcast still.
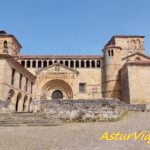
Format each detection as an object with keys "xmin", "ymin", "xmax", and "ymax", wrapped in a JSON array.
[{"xmin": 0, "ymin": 112, "xmax": 63, "ymax": 127}]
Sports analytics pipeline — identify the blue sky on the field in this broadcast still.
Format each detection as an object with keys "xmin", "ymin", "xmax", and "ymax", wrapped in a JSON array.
[{"xmin": 1, "ymin": 0, "xmax": 150, "ymax": 55}]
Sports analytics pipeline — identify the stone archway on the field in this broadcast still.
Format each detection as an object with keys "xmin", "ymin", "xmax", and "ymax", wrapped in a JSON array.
[
  {"xmin": 23, "ymin": 95, "xmax": 28, "ymax": 112},
  {"xmin": 41, "ymin": 79, "xmax": 73, "ymax": 100},
  {"xmin": 15, "ymin": 92, "xmax": 22, "ymax": 112}
]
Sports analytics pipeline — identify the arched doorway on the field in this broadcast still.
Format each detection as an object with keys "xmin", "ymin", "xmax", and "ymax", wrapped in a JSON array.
[
  {"xmin": 41, "ymin": 79, "xmax": 73, "ymax": 100},
  {"xmin": 15, "ymin": 93, "xmax": 22, "ymax": 112},
  {"xmin": 23, "ymin": 95, "xmax": 28, "ymax": 112},
  {"xmin": 52, "ymin": 90, "xmax": 63, "ymax": 99}
]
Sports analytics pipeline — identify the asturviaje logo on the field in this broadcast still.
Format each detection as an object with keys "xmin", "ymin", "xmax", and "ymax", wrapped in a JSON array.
[{"xmin": 99, "ymin": 131, "xmax": 150, "ymax": 144}]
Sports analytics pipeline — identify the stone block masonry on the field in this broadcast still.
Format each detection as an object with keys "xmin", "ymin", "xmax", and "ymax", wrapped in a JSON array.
[{"xmin": 40, "ymin": 99, "xmax": 129, "ymax": 122}]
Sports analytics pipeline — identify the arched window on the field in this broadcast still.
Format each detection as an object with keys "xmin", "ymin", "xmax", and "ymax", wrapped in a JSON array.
[
  {"xmin": 19, "ymin": 74, "xmax": 23, "ymax": 89},
  {"xmin": 111, "ymin": 49, "xmax": 114, "ymax": 56},
  {"xmin": 97, "ymin": 61, "xmax": 101, "ymax": 67},
  {"xmin": 38, "ymin": 61, "xmax": 41, "ymax": 68},
  {"xmin": 131, "ymin": 40, "xmax": 136, "ymax": 49},
  {"xmin": 108, "ymin": 50, "xmax": 111, "ymax": 56},
  {"xmin": 136, "ymin": 39, "xmax": 141, "ymax": 49},
  {"xmin": 70, "ymin": 60, "xmax": 74, "ymax": 68},
  {"xmin": 81, "ymin": 60, "xmax": 85, "ymax": 68},
  {"xmin": 32, "ymin": 61, "xmax": 36, "ymax": 68},
  {"xmin": 75, "ymin": 60, "xmax": 79, "ymax": 68},
  {"xmin": 91, "ymin": 60, "xmax": 95, "ymax": 68},
  {"xmin": 21, "ymin": 61, "xmax": 25, "ymax": 67},
  {"xmin": 54, "ymin": 60, "xmax": 57, "ymax": 64},
  {"xmin": 4, "ymin": 40, "xmax": 8, "ymax": 48},
  {"xmin": 65, "ymin": 61, "xmax": 68, "ymax": 67},
  {"xmin": 86, "ymin": 61, "xmax": 90, "ymax": 68},
  {"xmin": 60, "ymin": 60, "xmax": 63, "ymax": 64},
  {"xmin": 49, "ymin": 61, "xmax": 52, "ymax": 66},
  {"xmin": 43, "ymin": 61, "xmax": 47, "ymax": 67},
  {"xmin": 11, "ymin": 68, "xmax": 16, "ymax": 85},
  {"xmin": 27, "ymin": 61, "xmax": 30, "ymax": 68}
]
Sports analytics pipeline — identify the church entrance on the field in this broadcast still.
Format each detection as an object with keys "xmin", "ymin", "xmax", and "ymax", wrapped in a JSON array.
[
  {"xmin": 52, "ymin": 90, "xmax": 63, "ymax": 99},
  {"xmin": 41, "ymin": 79, "xmax": 73, "ymax": 100}
]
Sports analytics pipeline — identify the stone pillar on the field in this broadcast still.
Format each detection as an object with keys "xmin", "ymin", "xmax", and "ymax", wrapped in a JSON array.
[
  {"xmin": 79, "ymin": 60, "xmax": 81, "ymax": 68},
  {"xmin": 24, "ymin": 60, "xmax": 27, "ymax": 68},
  {"xmin": 73, "ymin": 60, "xmax": 76, "ymax": 68},
  {"xmin": 30, "ymin": 60, "xmax": 33, "ymax": 68},
  {"xmin": 68, "ymin": 60, "xmax": 70, "ymax": 68},
  {"xmin": 84, "ymin": 60, "xmax": 86, "ymax": 68},
  {"xmin": 36, "ymin": 60, "xmax": 38, "ymax": 68},
  {"xmin": 95, "ymin": 60, "xmax": 97, "ymax": 68},
  {"xmin": 41, "ymin": 60, "xmax": 43, "ymax": 68},
  {"xmin": 89, "ymin": 60, "xmax": 91, "ymax": 68}
]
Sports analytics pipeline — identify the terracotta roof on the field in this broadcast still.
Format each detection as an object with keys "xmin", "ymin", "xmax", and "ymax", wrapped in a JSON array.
[
  {"xmin": 121, "ymin": 61, "xmax": 150, "ymax": 72},
  {"xmin": 104, "ymin": 45, "xmax": 122, "ymax": 50},
  {"xmin": 122, "ymin": 52, "xmax": 150, "ymax": 60},
  {"xmin": 128, "ymin": 61, "xmax": 150, "ymax": 65},
  {"xmin": 15, "ymin": 55, "xmax": 103, "ymax": 59}
]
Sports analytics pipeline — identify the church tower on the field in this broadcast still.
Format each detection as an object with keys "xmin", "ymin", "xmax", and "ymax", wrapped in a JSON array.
[
  {"xmin": 0, "ymin": 30, "xmax": 21, "ymax": 56},
  {"xmin": 102, "ymin": 35, "xmax": 145, "ymax": 100},
  {"xmin": 103, "ymin": 45, "xmax": 122, "ymax": 99}
]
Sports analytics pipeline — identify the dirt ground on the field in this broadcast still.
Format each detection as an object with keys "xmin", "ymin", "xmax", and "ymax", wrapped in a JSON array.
[{"xmin": 0, "ymin": 112, "xmax": 149, "ymax": 150}]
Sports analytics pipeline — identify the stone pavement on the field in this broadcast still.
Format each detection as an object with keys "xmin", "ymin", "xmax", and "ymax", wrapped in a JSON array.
[{"xmin": 0, "ymin": 112, "xmax": 149, "ymax": 150}]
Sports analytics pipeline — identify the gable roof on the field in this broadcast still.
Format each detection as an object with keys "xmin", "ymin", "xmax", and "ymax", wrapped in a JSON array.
[
  {"xmin": 122, "ymin": 52, "xmax": 150, "ymax": 61},
  {"xmin": 0, "ymin": 54, "xmax": 35, "ymax": 81},
  {"xmin": 36, "ymin": 63, "xmax": 79, "ymax": 74}
]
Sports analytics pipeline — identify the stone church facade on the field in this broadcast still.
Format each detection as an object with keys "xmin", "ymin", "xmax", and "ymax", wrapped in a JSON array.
[{"xmin": 0, "ymin": 30, "xmax": 150, "ymax": 112}]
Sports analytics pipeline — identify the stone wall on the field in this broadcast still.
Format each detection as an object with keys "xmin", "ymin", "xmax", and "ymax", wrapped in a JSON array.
[
  {"xmin": 40, "ymin": 99, "xmax": 129, "ymax": 122},
  {"xmin": 121, "ymin": 63, "xmax": 150, "ymax": 104},
  {"xmin": 0, "ymin": 100, "xmax": 11, "ymax": 113},
  {"xmin": 0, "ymin": 99, "xmax": 148, "ymax": 123}
]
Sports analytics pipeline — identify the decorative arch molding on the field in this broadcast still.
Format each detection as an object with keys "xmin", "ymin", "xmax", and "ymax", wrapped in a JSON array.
[{"xmin": 41, "ymin": 79, "xmax": 73, "ymax": 100}]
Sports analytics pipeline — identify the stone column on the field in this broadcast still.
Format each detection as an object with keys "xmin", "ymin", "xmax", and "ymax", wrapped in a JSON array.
[
  {"xmin": 84, "ymin": 60, "xmax": 86, "ymax": 68},
  {"xmin": 79, "ymin": 60, "xmax": 81, "ymax": 68},
  {"xmin": 30, "ymin": 60, "xmax": 33, "ymax": 68},
  {"xmin": 68, "ymin": 60, "xmax": 70, "ymax": 68},
  {"xmin": 36, "ymin": 60, "xmax": 38, "ymax": 68}
]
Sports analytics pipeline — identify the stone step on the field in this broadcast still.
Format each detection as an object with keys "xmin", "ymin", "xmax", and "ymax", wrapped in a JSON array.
[{"xmin": 0, "ymin": 113, "xmax": 63, "ymax": 126}]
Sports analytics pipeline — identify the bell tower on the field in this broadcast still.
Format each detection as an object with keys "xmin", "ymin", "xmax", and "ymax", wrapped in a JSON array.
[{"xmin": 0, "ymin": 30, "xmax": 22, "ymax": 56}]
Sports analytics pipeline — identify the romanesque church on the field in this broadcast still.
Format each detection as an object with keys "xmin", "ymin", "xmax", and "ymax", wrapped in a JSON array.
[{"xmin": 0, "ymin": 30, "xmax": 150, "ymax": 112}]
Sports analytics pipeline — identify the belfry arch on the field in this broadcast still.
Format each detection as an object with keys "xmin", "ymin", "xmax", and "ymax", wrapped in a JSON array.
[{"xmin": 41, "ymin": 79, "xmax": 73, "ymax": 100}]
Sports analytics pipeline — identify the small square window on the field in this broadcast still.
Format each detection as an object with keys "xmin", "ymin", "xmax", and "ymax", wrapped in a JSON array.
[{"xmin": 79, "ymin": 83, "xmax": 86, "ymax": 93}]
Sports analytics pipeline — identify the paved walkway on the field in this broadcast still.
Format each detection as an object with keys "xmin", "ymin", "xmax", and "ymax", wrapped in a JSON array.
[{"xmin": 0, "ymin": 112, "xmax": 149, "ymax": 150}]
